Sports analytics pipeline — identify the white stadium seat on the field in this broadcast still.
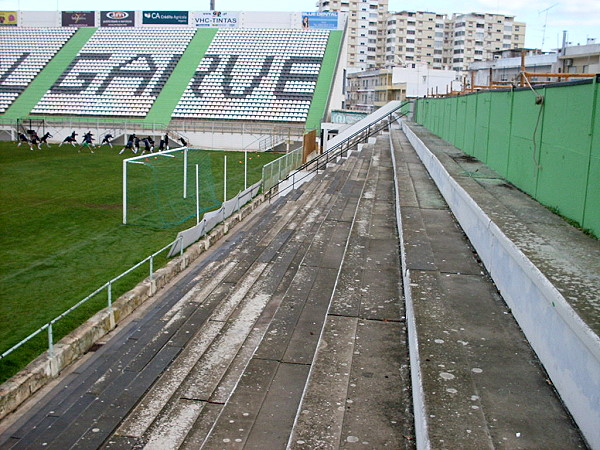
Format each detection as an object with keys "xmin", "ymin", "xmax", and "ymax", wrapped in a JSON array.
[{"xmin": 0, "ymin": 27, "xmax": 76, "ymax": 113}]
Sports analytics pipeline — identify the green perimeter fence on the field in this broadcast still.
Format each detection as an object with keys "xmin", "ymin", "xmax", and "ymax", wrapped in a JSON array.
[{"xmin": 414, "ymin": 77, "xmax": 600, "ymax": 237}]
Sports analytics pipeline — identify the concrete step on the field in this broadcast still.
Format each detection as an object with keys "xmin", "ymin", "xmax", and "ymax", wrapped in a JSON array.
[
  {"xmin": 289, "ymin": 133, "xmax": 414, "ymax": 449},
  {"xmin": 102, "ymin": 147, "xmax": 372, "ymax": 448},
  {"xmin": 193, "ymin": 146, "xmax": 375, "ymax": 448},
  {"xmin": 3, "ymin": 202, "xmax": 291, "ymax": 449},
  {"xmin": 390, "ymin": 127, "xmax": 586, "ymax": 449}
]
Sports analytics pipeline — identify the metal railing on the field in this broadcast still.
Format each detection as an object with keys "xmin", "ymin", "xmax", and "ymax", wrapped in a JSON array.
[
  {"xmin": 0, "ymin": 236, "xmax": 183, "ymax": 362},
  {"xmin": 0, "ymin": 101, "xmax": 409, "ymax": 368},
  {"xmin": 262, "ymin": 147, "xmax": 303, "ymax": 192},
  {"xmin": 266, "ymin": 101, "xmax": 410, "ymax": 198}
]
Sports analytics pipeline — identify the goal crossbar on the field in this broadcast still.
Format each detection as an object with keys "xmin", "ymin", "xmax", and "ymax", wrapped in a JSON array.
[{"xmin": 122, "ymin": 146, "xmax": 187, "ymax": 224}]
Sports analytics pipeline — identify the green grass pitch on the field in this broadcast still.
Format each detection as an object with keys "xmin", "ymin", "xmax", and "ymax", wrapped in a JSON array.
[{"xmin": 0, "ymin": 141, "xmax": 280, "ymax": 382}]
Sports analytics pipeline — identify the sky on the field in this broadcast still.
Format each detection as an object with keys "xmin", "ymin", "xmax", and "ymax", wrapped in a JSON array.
[{"xmin": 1, "ymin": 0, "xmax": 598, "ymax": 52}]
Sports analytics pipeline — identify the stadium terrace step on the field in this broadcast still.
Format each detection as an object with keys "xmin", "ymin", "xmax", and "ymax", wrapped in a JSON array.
[
  {"xmin": 2, "ymin": 125, "xmax": 588, "ymax": 449},
  {"xmin": 0, "ymin": 140, "xmax": 370, "ymax": 449},
  {"xmin": 390, "ymin": 127, "xmax": 586, "ymax": 448},
  {"xmin": 132, "ymin": 147, "xmax": 371, "ymax": 448},
  {"xmin": 289, "ymin": 134, "xmax": 413, "ymax": 448}
]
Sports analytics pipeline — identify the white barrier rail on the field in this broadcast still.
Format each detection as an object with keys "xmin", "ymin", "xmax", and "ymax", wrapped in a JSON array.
[
  {"xmin": 168, "ymin": 180, "xmax": 262, "ymax": 257},
  {"xmin": 0, "ymin": 237, "xmax": 182, "ymax": 362},
  {"xmin": 261, "ymin": 147, "xmax": 303, "ymax": 192}
]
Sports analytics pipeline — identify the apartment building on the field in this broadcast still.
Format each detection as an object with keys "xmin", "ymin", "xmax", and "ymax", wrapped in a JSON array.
[
  {"xmin": 345, "ymin": 68, "xmax": 406, "ymax": 111},
  {"xmin": 318, "ymin": 0, "xmax": 527, "ymax": 72},
  {"xmin": 317, "ymin": 0, "xmax": 389, "ymax": 70},
  {"xmin": 384, "ymin": 11, "xmax": 446, "ymax": 69},
  {"xmin": 444, "ymin": 13, "xmax": 526, "ymax": 71}
]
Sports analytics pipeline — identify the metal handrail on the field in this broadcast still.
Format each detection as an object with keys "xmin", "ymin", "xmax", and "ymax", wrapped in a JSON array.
[
  {"xmin": 0, "ymin": 101, "xmax": 409, "ymax": 367},
  {"xmin": 267, "ymin": 102, "xmax": 410, "ymax": 198},
  {"xmin": 0, "ymin": 236, "xmax": 183, "ymax": 361}
]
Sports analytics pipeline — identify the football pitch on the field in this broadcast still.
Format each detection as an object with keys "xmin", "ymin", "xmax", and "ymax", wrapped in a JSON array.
[{"xmin": 0, "ymin": 141, "xmax": 280, "ymax": 382}]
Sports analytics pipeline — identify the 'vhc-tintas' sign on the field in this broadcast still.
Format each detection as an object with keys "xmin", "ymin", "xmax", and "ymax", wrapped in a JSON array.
[{"xmin": 193, "ymin": 11, "xmax": 239, "ymax": 28}]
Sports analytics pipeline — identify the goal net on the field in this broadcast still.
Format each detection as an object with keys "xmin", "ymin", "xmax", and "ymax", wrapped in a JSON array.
[{"xmin": 122, "ymin": 147, "xmax": 220, "ymax": 228}]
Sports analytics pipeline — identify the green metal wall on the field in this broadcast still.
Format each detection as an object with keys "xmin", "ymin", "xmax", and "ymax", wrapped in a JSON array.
[{"xmin": 414, "ymin": 78, "xmax": 600, "ymax": 237}]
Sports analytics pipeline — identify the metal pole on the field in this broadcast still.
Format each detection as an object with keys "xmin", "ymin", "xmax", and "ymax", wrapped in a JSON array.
[
  {"xmin": 224, "ymin": 155, "xmax": 227, "ymax": 201},
  {"xmin": 48, "ymin": 324, "xmax": 54, "ymax": 357},
  {"xmin": 244, "ymin": 151, "xmax": 248, "ymax": 190},
  {"xmin": 122, "ymin": 159, "xmax": 127, "ymax": 224},
  {"xmin": 196, "ymin": 164, "xmax": 200, "ymax": 224},
  {"xmin": 520, "ymin": 51, "xmax": 526, "ymax": 87},
  {"xmin": 150, "ymin": 255, "xmax": 154, "ymax": 280},
  {"xmin": 183, "ymin": 148, "xmax": 188, "ymax": 199}
]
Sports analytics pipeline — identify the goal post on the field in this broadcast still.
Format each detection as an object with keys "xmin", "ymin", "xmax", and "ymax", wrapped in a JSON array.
[
  {"xmin": 122, "ymin": 146, "xmax": 188, "ymax": 225},
  {"xmin": 122, "ymin": 146, "xmax": 266, "ymax": 228}
]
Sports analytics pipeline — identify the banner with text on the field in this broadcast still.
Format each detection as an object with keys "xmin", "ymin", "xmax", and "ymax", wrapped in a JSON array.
[
  {"xmin": 193, "ymin": 11, "xmax": 239, "ymax": 28},
  {"xmin": 101, "ymin": 11, "xmax": 135, "ymax": 27},
  {"xmin": 62, "ymin": 11, "xmax": 95, "ymax": 27},
  {"xmin": 0, "ymin": 11, "xmax": 17, "ymax": 26},
  {"xmin": 301, "ymin": 12, "xmax": 338, "ymax": 29},
  {"xmin": 142, "ymin": 11, "xmax": 188, "ymax": 25}
]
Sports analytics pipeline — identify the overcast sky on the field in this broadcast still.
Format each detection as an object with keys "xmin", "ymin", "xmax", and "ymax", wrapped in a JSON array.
[{"xmin": 1, "ymin": 0, "xmax": 598, "ymax": 52}]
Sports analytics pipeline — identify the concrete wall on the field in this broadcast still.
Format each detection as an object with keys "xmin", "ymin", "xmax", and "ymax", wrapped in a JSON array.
[
  {"xmin": 402, "ymin": 120, "xmax": 600, "ymax": 450},
  {"xmin": 392, "ymin": 66, "xmax": 458, "ymax": 98},
  {"xmin": 0, "ymin": 122, "xmax": 303, "ymax": 151},
  {"xmin": 325, "ymin": 25, "xmax": 348, "ymax": 118},
  {"xmin": 414, "ymin": 78, "xmax": 600, "ymax": 237}
]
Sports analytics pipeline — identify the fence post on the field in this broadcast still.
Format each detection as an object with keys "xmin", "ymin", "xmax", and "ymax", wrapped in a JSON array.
[
  {"xmin": 48, "ymin": 324, "xmax": 54, "ymax": 358},
  {"xmin": 150, "ymin": 255, "xmax": 154, "ymax": 281},
  {"xmin": 108, "ymin": 281, "xmax": 115, "ymax": 329}
]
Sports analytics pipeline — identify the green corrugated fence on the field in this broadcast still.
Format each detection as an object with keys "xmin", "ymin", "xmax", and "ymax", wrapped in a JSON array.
[{"xmin": 414, "ymin": 77, "xmax": 600, "ymax": 237}]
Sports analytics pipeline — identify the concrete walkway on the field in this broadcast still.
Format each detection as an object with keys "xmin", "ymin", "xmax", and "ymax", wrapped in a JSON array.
[
  {"xmin": 0, "ymin": 127, "xmax": 588, "ymax": 449},
  {"xmin": 391, "ymin": 128, "xmax": 586, "ymax": 448}
]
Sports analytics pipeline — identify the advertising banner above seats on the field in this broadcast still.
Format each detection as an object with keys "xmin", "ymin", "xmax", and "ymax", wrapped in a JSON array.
[
  {"xmin": 142, "ymin": 11, "xmax": 189, "ymax": 25},
  {"xmin": 101, "ymin": 11, "xmax": 135, "ymax": 27},
  {"xmin": 62, "ymin": 11, "xmax": 95, "ymax": 27},
  {"xmin": 301, "ymin": 12, "xmax": 338, "ymax": 29},
  {"xmin": 0, "ymin": 11, "xmax": 18, "ymax": 26},
  {"xmin": 193, "ymin": 11, "xmax": 240, "ymax": 28}
]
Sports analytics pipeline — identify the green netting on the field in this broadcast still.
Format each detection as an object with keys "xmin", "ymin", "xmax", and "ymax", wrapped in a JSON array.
[
  {"xmin": 126, "ymin": 149, "xmax": 218, "ymax": 228},
  {"xmin": 125, "ymin": 149, "xmax": 270, "ymax": 228}
]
